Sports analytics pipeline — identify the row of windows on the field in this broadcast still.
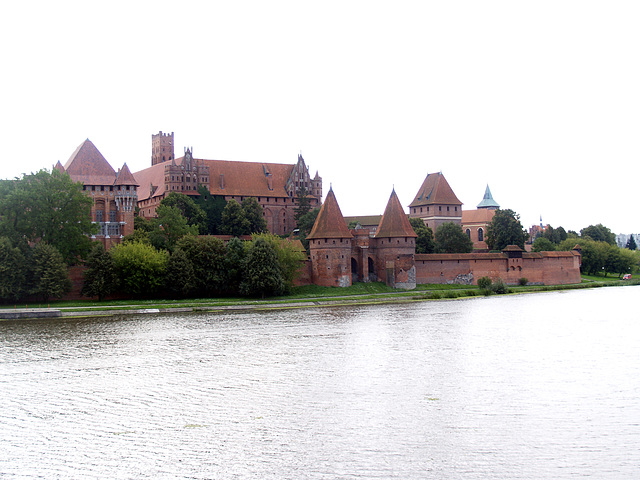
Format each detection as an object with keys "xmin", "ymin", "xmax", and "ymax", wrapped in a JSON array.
[
  {"xmin": 412, "ymin": 205, "xmax": 458, "ymax": 214},
  {"xmin": 84, "ymin": 185, "xmax": 135, "ymax": 192},
  {"xmin": 466, "ymin": 228, "xmax": 484, "ymax": 241}
]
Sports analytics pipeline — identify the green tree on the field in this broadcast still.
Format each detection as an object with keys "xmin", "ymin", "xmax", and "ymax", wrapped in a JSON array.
[
  {"xmin": 241, "ymin": 197, "xmax": 268, "ymax": 234},
  {"xmin": 28, "ymin": 243, "xmax": 72, "ymax": 302},
  {"xmin": 253, "ymin": 233, "xmax": 306, "ymax": 291},
  {"xmin": 148, "ymin": 205, "xmax": 199, "ymax": 251},
  {"xmin": 486, "ymin": 209, "xmax": 528, "ymax": 250},
  {"xmin": 580, "ymin": 224, "xmax": 616, "ymax": 245},
  {"xmin": 240, "ymin": 237, "xmax": 286, "ymax": 298},
  {"xmin": 160, "ymin": 192, "xmax": 207, "ymax": 234},
  {"xmin": 224, "ymin": 237, "xmax": 247, "ymax": 295},
  {"xmin": 0, "ymin": 236, "xmax": 27, "ymax": 303},
  {"xmin": 81, "ymin": 243, "xmax": 118, "ymax": 301},
  {"xmin": 543, "ymin": 225, "xmax": 568, "ymax": 244},
  {"xmin": 578, "ymin": 240, "xmax": 609, "ymax": 276},
  {"xmin": 296, "ymin": 207, "xmax": 320, "ymax": 252},
  {"xmin": 410, "ymin": 218, "xmax": 435, "ymax": 254},
  {"xmin": 434, "ymin": 222, "xmax": 473, "ymax": 253},
  {"xmin": 165, "ymin": 247, "xmax": 197, "ymax": 298},
  {"xmin": 111, "ymin": 241, "xmax": 168, "ymax": 297},
  {"xmin": 0, "ymin": 169, "xmax": 96, "ymax": 263},
  {"xmin": 532, "ymin": 237, "xmax": 556, "ymax": 252},
  {"xmin": 294, "ymin": 186, "xmax": 312, "ymax": 223},
  {"xmin": 175, "ymin": 235, "xmax": 227, "ymax": 296},
  {"xmin": 221, "ymin": 199, "xmax": 250, "ymax": 236},
  {"xmin": 625, "ymin": 235, "xmax": 637, "ymax": 250},
  {"xmin": 193, "ymin": 185, "xmax": 227, "ymax": 234}
]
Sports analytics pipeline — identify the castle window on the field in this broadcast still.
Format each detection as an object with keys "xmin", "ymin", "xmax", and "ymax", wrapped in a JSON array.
[
  {"xmin": 439, "ymin": 206, "xmax": 442, "ymax": 212},
  {"xmin": 478, "ymin": 228, "xmax": 484, "ymax": 242},
  {"xmin": 466, "ymin": 229, "xmax": 471, "ymax": 238},
  {"xmin": 447, "ymin": 206, "xmax": 450, "ymax": 212}
]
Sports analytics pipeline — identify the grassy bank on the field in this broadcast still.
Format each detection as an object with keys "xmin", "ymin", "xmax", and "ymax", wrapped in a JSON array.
[{"xmin": 1, "ymin": 274, "xmax": 637, "ymax": 316}]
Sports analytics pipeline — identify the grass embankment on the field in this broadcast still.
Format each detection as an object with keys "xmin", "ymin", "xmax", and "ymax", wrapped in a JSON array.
[{"xmin": 1, "ymin": 275, "xmax": 638, "ymax": 314}]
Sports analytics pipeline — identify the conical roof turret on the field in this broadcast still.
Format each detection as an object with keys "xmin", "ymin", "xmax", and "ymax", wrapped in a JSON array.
[
  {"xmin": 307, "ymin": 187, "xmax": 353, "ymax": 240},
  {"xmin": 114, "ymin": 163, "xmax": 139, "ymax": 186},
  {"xmin": 376, "ymin": 189, "xmax": 417, "ymax": 238},
  {"xmin": 477, "ymin": 184, "xmax": 500, "ymax": 209}
]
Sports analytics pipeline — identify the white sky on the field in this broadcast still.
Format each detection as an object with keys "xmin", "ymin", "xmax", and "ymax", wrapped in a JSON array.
[{"xmin": 1, "ymin": 1, "xmax": 639, "ymax": 234}]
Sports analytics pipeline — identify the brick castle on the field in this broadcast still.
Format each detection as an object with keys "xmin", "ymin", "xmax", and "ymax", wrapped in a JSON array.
[{"xmin": 55, "ymin": 132, "xmax": 581, "ymax": 287}]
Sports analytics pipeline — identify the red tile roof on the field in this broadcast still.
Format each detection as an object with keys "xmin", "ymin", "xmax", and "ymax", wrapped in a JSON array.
[
  {"xmin": 376, "ymin": 190, "xmax": 417, "ymax": 238},
  {"xmin": 134, "ymin": 156, "xmax": 297, "ymax": 201},
  {"xmin": 114, "ymin": 163, "xmax": 138, "ymax": 186},
  {"xmin": 461, "ymin": 209, "xmax": 495, "ymax": 224},
  {"xmin": 64, "ymin": 139, "xmax": 117, "ymax": 185},
  {"xmin": 307, "ymin": 188, "xmax": 353, "ymax": 240},
  {"xmin": 409, "ymin": 172, "xmax": 462, "ymax": 207}
]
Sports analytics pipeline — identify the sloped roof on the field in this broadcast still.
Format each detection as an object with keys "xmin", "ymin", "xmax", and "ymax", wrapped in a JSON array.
[
  {"xmin": 376, "ymin": 190, "xmax": 417, "ymax": 238},
  {"xmin": 53, "ymin": 161, "xmax": 65, "ymax": 173},
  {"xmin": 307, "ymin": 188, "xmax": 353, "ymax": 240},
  {"xmin": 477, "ymin": 184, "xmax": 500, "ymax": 209},
  {"xmin": 114, "ymin": 163, "xmax": 138, "ymax": 186},
  {"xmin": 409, "ymin": 172, "xmax": 462, "ymax": 207},
  {"xmin": 461, "ymin": 209, "xmax": 495, "ymax": 225},
  {"xmin": 134, "ymin": 156, "xmax": 296, "ymax": 201},
  {"xmin": 64, "ymin": 139, "xmax": 117, "ymax": 185}
]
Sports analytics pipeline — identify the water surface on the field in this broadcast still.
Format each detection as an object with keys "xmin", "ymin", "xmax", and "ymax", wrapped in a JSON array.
[{"xmin": 1, "ymin": 287, "xmax": 638, "ymax": 479}]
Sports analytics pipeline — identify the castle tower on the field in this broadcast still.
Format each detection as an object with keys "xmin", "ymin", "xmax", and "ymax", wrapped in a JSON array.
[
  {"xmin": 151, "ymin": 131, "xmax": 174, "ymax": 166},
  {"xmin": 307, "ymin": 187, "xmax": 353, "ymax": 287},
  {"xmin": 408, "ymin": 172, "xmax": 462, "ymax": 230},
  {"xmin": 374, "ymin": 189, "xmax": 417, "ymax": 289},
  {"xmin": 113, "ymin": 163, "xmax": 139, "ymax": 238}
]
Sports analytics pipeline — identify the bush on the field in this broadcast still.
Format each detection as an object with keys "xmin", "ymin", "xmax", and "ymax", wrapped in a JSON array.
[
  {"xmin": 491, "ymin": 279, "xmax": 508, "ymax": 294},
  {"xmin": 477, "ymin": 277, "xmax": 492, "ymax": 290},
  {"xmin": 518, "ymin": 277, "xmax": 528, "ymax": 286}
]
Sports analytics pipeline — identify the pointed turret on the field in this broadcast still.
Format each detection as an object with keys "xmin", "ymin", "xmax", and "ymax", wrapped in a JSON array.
[
  {"xmin": 114, "ymin": 163, "xmax": 139, "ymax": 186},
  {"xmin": 376, "ymin": 189, "xmax": 417, "ymax": 239},
  {"xmin": 476, "ymin": 184, "xmax": 500, "ymax": 209},
  {"xmin": 307, "ymin": 188, "xmax": 353, "ymax": 287},
  {"xmin": 52, "ymin": 161, "xmax": 65, "ymax": 173},
  {"xmin": 307, "ymin": 187, "xmax": 353, "ymax": 240}
]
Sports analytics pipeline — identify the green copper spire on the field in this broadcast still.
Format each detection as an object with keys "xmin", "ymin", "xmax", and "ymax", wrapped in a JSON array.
[{"xmin": 476, "ymin": 185, "xmax": 500, "ymax": 209}]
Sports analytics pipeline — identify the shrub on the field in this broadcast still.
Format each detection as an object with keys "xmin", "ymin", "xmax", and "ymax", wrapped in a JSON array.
[
  {"xmin": 519, "ymin": 277, "xmax": 528, "ymax": 286},
  {"xmin": 491, "ymin": 279, "xmax": 508, "ymax": 294},
  {"xmin": 477, "ymin": 277, "xmax": 492, "ymax": 290}
]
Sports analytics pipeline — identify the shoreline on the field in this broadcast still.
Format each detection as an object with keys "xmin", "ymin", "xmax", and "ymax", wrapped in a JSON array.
[{"xmin": 1, "ymin": 278, "xmax": 637, "ymax": 320}]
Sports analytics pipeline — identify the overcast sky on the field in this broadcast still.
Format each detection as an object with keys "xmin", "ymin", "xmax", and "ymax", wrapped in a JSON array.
[{"xmin": 2, "ymin": 1, "xmax": 638, "ymax": 234}]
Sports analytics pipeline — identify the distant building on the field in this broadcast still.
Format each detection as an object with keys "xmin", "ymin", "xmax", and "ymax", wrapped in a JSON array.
[
  {"xmin": 616, "ymin": 233, "xmax": 640, "ymax": 249},
  {"xmin": 54, "ymin": 139, "xmax": 138, "ymax": 248},
  {"xmin": 134, "ymin": 132, "xmax": 322, "ymax": 235},
  {"xmin": 461, "ymin": 185, "xmax": 500, "ymax": 251},
  {"xmin": 408, "ymin": 172, "xmax": 462, "ymax": 230}
]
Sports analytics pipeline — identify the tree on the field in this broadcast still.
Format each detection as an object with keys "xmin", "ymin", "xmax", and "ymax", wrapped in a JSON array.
[
  {"xmin": 110, "ymin": 241, "xmax": 168, "ymax": 297},
  {"xmin": 224, "ymin": 237, "xmax": 247, "ymax": 295},
  {"xmin": 296, "ymin": 207, "xmax": 320, "ymax": 252},
  {"xmin": 160, "ymin": 192, "xmax": 207, "ymax": 234},
  {"xmin": 240, "ymin": 237, "xmax": 286, "ymax": 298},
  {"xmin": 294, "ymin": 186, "xmax": 312, "ymax": 223},
  {"xmin": 543, "ymin": 225, "xmax": 568, "ymax": 244},
  {"xmin": 175, "ymin": 235, "xmax": 227, "ymax": 297},
  {"xmin": 253, "ymin": 233, "xmax": 306, "ymax": 291},
  {"xmin": 434, "ymin": 222, "xmax": 473, "ymax": 253},
  {"xmin": 626, "ymin": 235, "xmax": 637, "ymax": 250},
  {"xmin": 148, "ymin": 205, "xmax": 199, "ymax": 251},
  {"xmin": 165, "ymin": 247, "xmax": 197, "ymax": 298},
  {"xmin": 485, "ymin": 209, "xmax": 528, "ymax": 251},
  {"xmin": 81, "ymin": 243, "xmax": 118, "ymax": 301},
  {"xmin": 241, "ymin": 197, "xmax": 268, "ymax": 234},
  {"xmin": 580, "ymin": 224, "xmax": 616, "ymax": 245},
  {"xmin": 28, "ymin": 243, "xmax": 72, "ymax": 302},
  {"xmin": 0, "ymin": 236, "xmax": 27, "ymax": 303},
  {"xmin": 0, "ymin": 169, "xmax": 96, "ymax": 263},
  {"xmin": 532, "ymin": 237, "xmax": 556, "ymax": 252},
  {"xmin": 410, "ymin": 218, "xmax": 435, "ymax": 254},
  {"xmin": 221, "ymin": 199, "xmax": 250, "ymax": 236},
  {"xmin": 193, "ymin": 185, "xmax": 227, "ymax": 234}
]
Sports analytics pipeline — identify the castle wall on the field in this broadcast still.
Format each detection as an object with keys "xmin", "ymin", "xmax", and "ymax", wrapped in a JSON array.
[{"xmin": 415, "ymin": 251, "xmax": 581, "ymax": 285}]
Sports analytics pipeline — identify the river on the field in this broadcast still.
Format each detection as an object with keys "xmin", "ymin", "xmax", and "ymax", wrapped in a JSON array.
[{"xmin": 1, "ymin": 287, "xmax": 639, "ymax": 479}]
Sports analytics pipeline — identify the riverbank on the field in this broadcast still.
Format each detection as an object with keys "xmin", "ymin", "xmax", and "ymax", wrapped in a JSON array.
[{"xmin": 1, "ymin": 276, "xmax": 637, "ymax": 320}]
